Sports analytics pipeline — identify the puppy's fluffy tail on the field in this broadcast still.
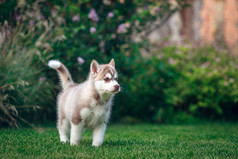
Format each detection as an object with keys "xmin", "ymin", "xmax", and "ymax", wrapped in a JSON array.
[{"xmin": 48, "ymin": 60, "xmax": 74, "ymax": 90}]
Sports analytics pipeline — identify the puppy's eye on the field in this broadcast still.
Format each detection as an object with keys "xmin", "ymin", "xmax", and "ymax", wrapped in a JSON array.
[
  {"xmin": 115, "ymin": 77, "xmax": 118, "ymax": 81},
  {"xmin": 104, "ymin": 78, "xmax": 110, "ymax": 82}
]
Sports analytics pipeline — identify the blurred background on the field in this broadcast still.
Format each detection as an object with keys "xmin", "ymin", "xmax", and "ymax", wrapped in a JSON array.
[{"xmin": 0, "ymin": 0, "xmax": 238, "ymax": 127}]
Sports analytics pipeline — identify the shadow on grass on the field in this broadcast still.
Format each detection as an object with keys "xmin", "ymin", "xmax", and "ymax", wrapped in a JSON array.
[
  {"xmin": 65, "ymin": 138, "xmax": 157, "ymax": 147},
  {"xmin": 102, "ymin": 139, "xmax": 159, "ymax": 147}
]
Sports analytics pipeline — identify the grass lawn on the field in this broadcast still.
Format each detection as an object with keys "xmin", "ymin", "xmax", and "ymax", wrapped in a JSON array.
[{"xmin": 0, "ymin": 123, "xmax": 237, "ymax": 159}]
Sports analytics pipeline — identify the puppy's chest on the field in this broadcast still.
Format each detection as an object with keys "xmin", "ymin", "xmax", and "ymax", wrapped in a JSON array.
[{"xmin": 84, "ymin": 102, "xmax": 109, "ymax": 128}]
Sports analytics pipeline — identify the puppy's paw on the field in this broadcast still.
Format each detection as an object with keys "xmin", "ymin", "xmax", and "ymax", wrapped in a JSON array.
[
  {"xmin": 70, "ymin": 141, "xmax": 80, "ymax": 146},
  {"xmin": 92, "ymin": 142, "xmax": 103, "ymax": 147},
  {"xmin": 60, "ymin": 139, "xmax": 69, "ymax": 143},
  {"xmin": 92, "ymin": 144, "xmax": 101, "ymax": 147}
]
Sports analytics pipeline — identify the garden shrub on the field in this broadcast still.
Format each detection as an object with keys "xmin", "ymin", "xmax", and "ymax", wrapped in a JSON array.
[
  {"xmin": 116, "ymin": 46, "xmax": 238, "ymax": 123},
  {"xmin": 0, "ymin": 1, "xmax": 65, "ymax": 127},
  {"xmin": 2, "ymin": 0, "xmax": 237, "ymax": 126},
  {"xmin": 158, "ymin": 46, "xmax": 238, "ymax": 122},
  {"xmin": 0, "ymin": 0, "xmax": 186, "ymax": 126}
]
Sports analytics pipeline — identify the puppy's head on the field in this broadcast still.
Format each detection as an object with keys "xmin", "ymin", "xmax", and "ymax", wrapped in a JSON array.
[{"xmin": 90, "ymin": 59, "xmax": 120, "ymax": 95}]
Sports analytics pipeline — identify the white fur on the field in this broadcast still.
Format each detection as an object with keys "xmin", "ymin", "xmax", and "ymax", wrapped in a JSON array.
[
  {"xmin": 109, "ymin": 68, "xmax": 114, "ymax": 75},
  {"xmin": 95, "ymin": 80, "xmax": 120, "ymax": 93},
  {"xmin": 57, "ymin": 83, "xmax": 114, "ymax": 146},
  {"xmin": 59, "ymin": 119, "xmax": 70, "ymax": 142},
  {"xmin": 64, "ymin": 88, "xmax": 78, "ymax": 119},
  {"xmin": 70, "ymin": 122, "xmax": 84, "ymax": 145},
  {"xmin": 80, "ymin": 108, "xmax": 91, "ymax": 119},
  {"xmin": 92, "ymin": 124, "xmax": 107, "ymax": 146},
  {"xmin": 60, "ymin": 91, "xmax": 111, "ymax": 146},
  {"xmin": 88, "ymin": 102, "xmax": 110, "ymax": 128},
  {"xmin": 106, "ymin": 73, "xmax": 112, "ymax": 79},
  {"xmin": 52, "ymin": 59, "xmax": 119, "ymax": 147},
  {"xmin": 94, "ymin": 81, "xmax": 104, "ymax": 94},
  {"xmin": 48, "ymin": 60, "xmax": 61, "ymax": 69}
]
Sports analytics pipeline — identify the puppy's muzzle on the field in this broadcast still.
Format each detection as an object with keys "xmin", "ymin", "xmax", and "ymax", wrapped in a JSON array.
[{"xmin": 113, "ymin": 84, "xmax": 120, "ymax": 92}]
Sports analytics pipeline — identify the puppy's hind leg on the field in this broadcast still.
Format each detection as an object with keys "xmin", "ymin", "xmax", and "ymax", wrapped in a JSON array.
[{"xmin": 58, "ymin": 119, "xmax": 70, "ymax": 143}]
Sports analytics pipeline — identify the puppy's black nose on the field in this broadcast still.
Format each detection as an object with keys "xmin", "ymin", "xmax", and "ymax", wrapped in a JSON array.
[{"xmin": 114, "ymin": 85, "xmax": 120, "ymax": 91}]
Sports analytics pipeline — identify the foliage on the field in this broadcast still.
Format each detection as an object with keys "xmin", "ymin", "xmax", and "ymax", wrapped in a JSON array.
[
  {"xmin": 0, "ymin": 1, "xmax": 64, "ymax": 127},
  {"xmin": 0, "ymin": 0, "xmax": 187, "ymax": 127},
  {"xmin": 1, "ymin": 0, "xmax": 238, "ymax": 126},
  {"xmin": 157, "ymin": 46, "xmax": 238, "ymax": 122},
  {"xmin": 115, "ymin": 46, "xmax": 238, "ymax": 123},
  {"xmin": 45, "ymin": 0, "xmax": 186, "ymax": 82},
  {"xmin": 0, "ymin": 124, "xmax": 238, "ymax": 158}
]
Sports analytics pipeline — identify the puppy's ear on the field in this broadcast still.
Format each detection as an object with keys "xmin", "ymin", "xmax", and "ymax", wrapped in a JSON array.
[
  {"xmin": 109, "ymin": 59, "xmax": 115, "ymax": 68},
  {"xmin": 90, "ymin": 59, "xmax": 100, "ymax": 75}
]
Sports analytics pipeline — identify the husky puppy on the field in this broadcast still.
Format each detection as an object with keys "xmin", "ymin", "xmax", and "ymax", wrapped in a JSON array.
[{"xmin": 48, "ymin": 59, "xmax": 120, "ymax": 146}]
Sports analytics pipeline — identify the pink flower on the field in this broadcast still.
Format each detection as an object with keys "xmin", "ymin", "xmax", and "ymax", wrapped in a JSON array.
[
  {"xmin": 117, "ymin": 23, "xmax": 126, "ymax": 34},
  {"xmin": 224, "ymin": 81, "xmax": 228, "ymax": 86},
  {"xmin": 111, "ymin": 34, "xmax": 116, "ymax": 39},
  {"xmin": 230, "ymin": 78, "xmax": 235, "ymax": 83},
  {"xmin": 72, "ymin": 15, "xmax": 80, "ymax": 22},
  {"xmin": 163, "ymin": 41, "xmax": 170, "ymax": 46},
  {"xmin": 200, "ymin": 61, "xmax": 210, "ymax": 68},
  {"xmin": 51, "ymin": 9, "xmax": 56, "ymax": 16},
  {"xmin": 15, "ymin": 14, "xmax": 19, "ymax": 21},
  {"xmin": 29, "ymin": 20, "xmax": 34, "ymax": 27},
  {"xmin": 168, "ymin": 58, "xmax": 175, "ymax": 64},
  {"xmin": 215, "ymin": 58, "xmax": 220, "ymax": 62},
  {"xmin": 88, "ymin": 9, "xmax": 99, "ymax": 22},
  {"xmin": 150, "ymin": 7, "xmax": 160, "ymax": 15},
  {"xmin": 77, "ymin": 57, "xmax": 85, "ymax": 64},
  {"xmin": 39, "ymin": 76, "xmax": 47, "ymax": 82},
  {"xmin": 107, "ymin": 12, "xmax": 114, "ymax": 18},
  {"xmin": 157, "ymin": 54, "xmax": 163, "ymax": 59},
  {"xmin": 154, "ymin": 7, "xmax": 159, "ymax": 13},
  {"xmin": 51, "ymin": 9, "xmax": 56, "ymax": 13},
  {"xmin": 177, "ymin": 40, "xmax": 183, "ymax": 46},
  {"xmin": 90, "ymin": 27, "xmax": 96, "ymax": 34},
  {"xmin": 41, "ymin": 15, "xmax": 45, "ymax": 20}
]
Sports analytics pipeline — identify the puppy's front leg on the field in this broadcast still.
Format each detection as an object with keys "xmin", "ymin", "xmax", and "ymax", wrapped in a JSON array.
[
  {"xmin": 70, "ymin": 122, "xmax": 84, "ymax": 145},
  {"xmin": 92, "ymin": 123, "xmax": 107, "ymax": 147}
]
